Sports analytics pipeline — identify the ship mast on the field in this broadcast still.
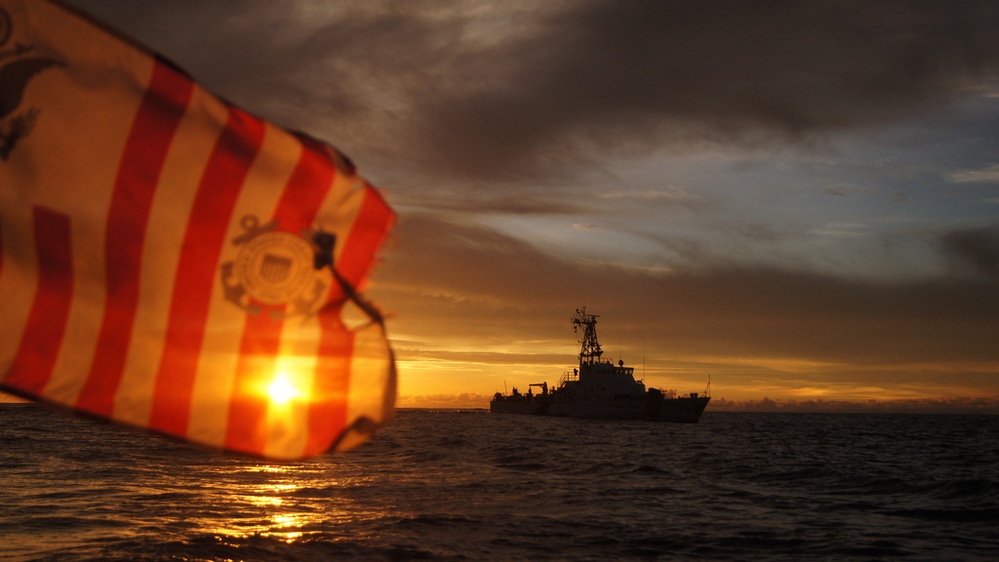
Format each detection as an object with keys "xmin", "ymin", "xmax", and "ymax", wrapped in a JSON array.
[{"xmin": 572, "ymin": 307, "xmax": 603, "ymax": 365}]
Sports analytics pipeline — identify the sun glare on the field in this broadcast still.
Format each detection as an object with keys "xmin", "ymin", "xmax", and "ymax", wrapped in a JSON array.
[{"xmin": 268, "ymin": 373, "xmax": 300, "ymax": 405}]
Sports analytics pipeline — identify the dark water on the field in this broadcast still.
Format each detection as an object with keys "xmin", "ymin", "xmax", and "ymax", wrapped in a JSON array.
[{"xmin": 2, "ymin": 405, "xmax": 998, "ymax": 561}]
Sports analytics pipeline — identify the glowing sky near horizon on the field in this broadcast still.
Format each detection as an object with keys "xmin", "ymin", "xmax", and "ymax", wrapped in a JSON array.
[{"xmin": 8, "ymin": 0, "xmax": 995, "ymax": 408}]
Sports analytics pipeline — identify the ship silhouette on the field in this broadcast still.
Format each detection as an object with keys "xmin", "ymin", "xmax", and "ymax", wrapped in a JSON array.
[{"xmin": 491, "ymin": 308, "xmax": 710, "ymax": 422}]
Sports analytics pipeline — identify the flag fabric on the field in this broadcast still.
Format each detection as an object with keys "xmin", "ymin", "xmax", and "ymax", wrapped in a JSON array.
[{"xmin": 0, "ymin": 0, "xmax": 396, "ymax": 459}]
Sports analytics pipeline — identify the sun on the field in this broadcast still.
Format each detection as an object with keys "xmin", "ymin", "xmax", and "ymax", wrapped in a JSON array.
[{"xmin": 267, "ymin": 373, "xmax": 301, "ymax": 405}]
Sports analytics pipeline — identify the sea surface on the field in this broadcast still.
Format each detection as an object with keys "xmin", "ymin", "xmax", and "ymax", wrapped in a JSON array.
[{"xmin": 1, "ymin": 405, "xmax": 997, "ymax": 561}]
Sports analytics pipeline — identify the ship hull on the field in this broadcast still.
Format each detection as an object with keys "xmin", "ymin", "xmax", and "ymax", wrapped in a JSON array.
[{"xmin": 490, "ymin": 395, "xmax": 710, "ymax": 423}]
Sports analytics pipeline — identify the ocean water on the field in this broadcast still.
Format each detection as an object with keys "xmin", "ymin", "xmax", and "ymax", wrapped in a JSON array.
[{"xmin": 1, "ymin": 405, "xmax": 997, "ymax": 561}]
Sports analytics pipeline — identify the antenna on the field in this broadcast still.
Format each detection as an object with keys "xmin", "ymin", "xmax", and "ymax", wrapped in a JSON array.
[{"xmin": 571, "ymin": 307, "xmax": 603, "ymax": 365}]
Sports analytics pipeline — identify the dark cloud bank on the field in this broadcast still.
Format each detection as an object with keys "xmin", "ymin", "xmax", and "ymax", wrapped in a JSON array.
[
  {"xmin": 72, "ymin": 0, "xmax": 999, "ymax": 182},
  {"xmin": 428, "ymin": 1, "xmax": 999, "ymax": 179}
]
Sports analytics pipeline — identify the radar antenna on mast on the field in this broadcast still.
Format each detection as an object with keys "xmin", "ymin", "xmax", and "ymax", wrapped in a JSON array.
[{"xmin": 571, "ymin": 307, "xmax": 603, "ymax": 365}]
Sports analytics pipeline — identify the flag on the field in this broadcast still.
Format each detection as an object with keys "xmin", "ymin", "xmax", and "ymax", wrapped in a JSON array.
[{"xmin": 0, "ymin": 0, "xmax": 396, "ymax": 459}]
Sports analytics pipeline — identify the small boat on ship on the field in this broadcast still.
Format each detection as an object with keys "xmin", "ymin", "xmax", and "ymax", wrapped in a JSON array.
[{"xmin": 490, "ymin": 308, "xmax": 710, "ymax": 422}]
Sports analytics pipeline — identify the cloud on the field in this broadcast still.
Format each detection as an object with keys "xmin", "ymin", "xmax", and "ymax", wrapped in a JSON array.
[
  {"xmin": 414, "ymin": 1, "xmax": 999, "ymax": 180},
  {"xmin": 70, "ymin": 0, "xmax": 999, "ymax": 183},
  {"xmin": 707, "ymin": 396, "xmax": 999, "ymax": 415},
  {"xmin": 397, "ymin": 188, "xmax": 588, "ymax": 217},
  {"xmin": 396, "ymin": 393, "xmax": 493, "ymax": 409},
  {"xmin": 807, "ymin": 222, "xmax": 867, "ymax": 238},
  {"xmin": 940, "ymin": 225, "xmax": 999, "ymax": 279},
  {"xmin": 597, "ymin": 187, "xmax": 702, "ymax": 211},
  {"xmin": 824, "ymin": 186, "xmax": 868, "ymax": 198},
  {"xmin": 948, "ymin": 163, "xmax": 999, "ymax": 183},
  {"xmin": 375, "ymin": 215, "xmax": 999, "ymax": 370}
]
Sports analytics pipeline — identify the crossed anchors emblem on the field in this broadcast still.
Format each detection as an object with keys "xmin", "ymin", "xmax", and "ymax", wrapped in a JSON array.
[
  {"xmin": 1, "ymin": 7, "xmax": 65, "ymax": 161},
  {"xmin": 220, "ymin": 215, "xmax": 331, "ymax": 320}
]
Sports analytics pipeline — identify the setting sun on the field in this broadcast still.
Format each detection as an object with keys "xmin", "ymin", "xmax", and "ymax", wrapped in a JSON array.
[{"xmin": 267, "ymin": 373, "xmax": 301, "ymax": 405}]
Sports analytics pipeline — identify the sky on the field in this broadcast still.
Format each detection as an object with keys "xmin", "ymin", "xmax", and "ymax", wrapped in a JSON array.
[{"xmin": 9, "ymin": 1, "xmax": 999, "ymax": 411}]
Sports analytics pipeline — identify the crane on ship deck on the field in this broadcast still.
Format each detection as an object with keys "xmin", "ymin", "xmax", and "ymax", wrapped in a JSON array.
[{"xmin": 528, "ymin": 382, "xmax": 549, "ymax": 395}]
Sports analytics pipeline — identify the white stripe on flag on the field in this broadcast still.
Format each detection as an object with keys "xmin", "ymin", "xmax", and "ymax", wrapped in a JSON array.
[{"xmin": 113, "ymin": 85, "xmax": 231, "ymax": 428}]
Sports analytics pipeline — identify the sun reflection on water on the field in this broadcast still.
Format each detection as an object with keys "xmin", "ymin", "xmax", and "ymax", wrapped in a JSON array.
[{"xmin": 187, "ymin": 460, "xmax": 394, "ymax": 546}]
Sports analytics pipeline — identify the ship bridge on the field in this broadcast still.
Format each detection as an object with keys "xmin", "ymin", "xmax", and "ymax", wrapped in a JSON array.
[{"xmin": 569, "ymin": 308, "xmax": 646, "ymax": 398}]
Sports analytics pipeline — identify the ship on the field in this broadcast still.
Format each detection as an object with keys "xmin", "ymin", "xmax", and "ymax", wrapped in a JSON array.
[{"xmin": 490, "ymin": 308, "xmax": 710, "ymax": 422}]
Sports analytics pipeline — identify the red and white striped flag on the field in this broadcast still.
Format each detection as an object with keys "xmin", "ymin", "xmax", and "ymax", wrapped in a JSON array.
[{"xmin": 0, "ymin": 0, "xmax": 396, "ymax": 459}]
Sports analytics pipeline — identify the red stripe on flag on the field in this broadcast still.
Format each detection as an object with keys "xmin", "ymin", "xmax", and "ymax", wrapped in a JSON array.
[
  {"xmin": 3, "ymin": 207, "xmax": 74, "ymax": 397},
  {"xmin": 75, "ymin": 62, "xmax": 194, "ymax": 416},
  {"xmin": 303, "ymin": 187, "xmax": 394, "ymax": 454},
  {"xmin": 273, "ymin": 136, "xmax": 336, "ymax": 233},
  {"xmin": 149, "ymin": 107, "xmax": 267, "ymax": 437},
  {"xmin": 224, "ymin": 137, "xmax": 336, "ymax": 455},
  {"xmin": 304, "ymin": 308, "xmax": 353, "ymax": 455},
  {"xmin": 338, "ymin": 186, "xmax": 395, "ymax": 288}
]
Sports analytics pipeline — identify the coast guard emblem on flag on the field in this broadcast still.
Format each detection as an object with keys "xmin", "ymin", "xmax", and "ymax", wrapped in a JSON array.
[
  {"xmin": 221, "ymin": 216, "xmax": 328, "ymax": 319},
  {"xmin": 0, "ymin": 0, "xmax": 396, "ymax": 459}
]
